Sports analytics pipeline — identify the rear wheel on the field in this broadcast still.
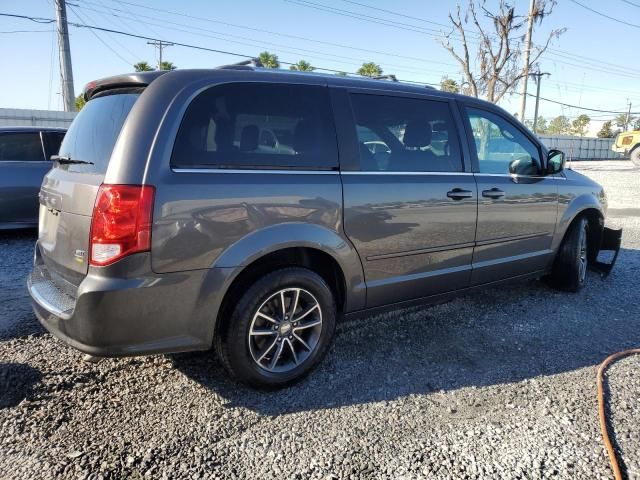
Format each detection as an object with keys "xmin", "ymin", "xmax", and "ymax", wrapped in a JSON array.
[
  {"xmin": 549, "ymin": 216, "xmax": 589, "ymax": 292},
  {"xmin": 215, "ymin": 267, "xmax": 336, "ymax": 389},
  {"xmin": 630, "ymin": 145, "xmax": 640, "ymax": 167}
]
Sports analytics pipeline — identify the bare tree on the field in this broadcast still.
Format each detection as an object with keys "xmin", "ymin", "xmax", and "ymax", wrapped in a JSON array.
[{"xmin": 440, "ymin": 1, "xmax": 564, "ymax": 104}]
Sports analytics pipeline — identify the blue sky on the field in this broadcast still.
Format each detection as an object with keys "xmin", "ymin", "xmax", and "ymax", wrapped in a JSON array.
[{"xmin": 2, "ymin": 0, "xmax": 639, "ymax": 127}]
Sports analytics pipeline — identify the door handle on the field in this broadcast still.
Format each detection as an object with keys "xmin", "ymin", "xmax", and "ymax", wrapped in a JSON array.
[
  {"xmin": 447, "ymin": 188, "xmax": 474, "ymax": 200},
  {"xmin": 482, "ymin": 188, "xmax": 505, "ymax": 199}
]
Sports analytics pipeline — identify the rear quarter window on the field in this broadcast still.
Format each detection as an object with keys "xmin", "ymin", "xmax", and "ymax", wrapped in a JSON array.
[
  {"xmin": 0, "ymin": 132, "xmax": 44, "ymax": 161},
  {"xmin": 171, "ymin": 83, "xmax": 338, "ymax": 170},
  {"xmin": 58, "ymin": 91, "xmax": 140, "ymax": 173},
  {"xmin": 43, "ymin": 131, "xmax": 66, "ymax": 158}
]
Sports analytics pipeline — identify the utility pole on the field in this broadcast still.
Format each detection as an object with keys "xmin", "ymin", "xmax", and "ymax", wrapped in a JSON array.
[
  {"xmin": 531, "ymin": 71, "xmax": 550, "ymax": 134},
  {"xmin": 625, "ymin": 100, "xmax": 632, "ymax": 131},
  {"xmin": 55, "ymin": 0, "xmax": 75, "ymax": 112},
  {"xmin": 519, "ymin": 0, "xmax": 537, "ymax": 122},
  {"xmin": 147, "ymin": 40, "xmax": 174, "ymax": 70}
]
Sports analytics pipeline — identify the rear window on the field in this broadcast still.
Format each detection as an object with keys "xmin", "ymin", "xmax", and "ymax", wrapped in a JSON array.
[
  {"xmin": 43, "ymin": 131, "xmax": 65, "ymax": 158},
  {"xmin": 58, "ymin": 91, "xmax": 139, "ymax": 173},
  {"xmin": 171, "ymin": 83, "xmax": 338, "ymax": 170},
  {"xmin": 0, "ymin": 132, "xmax": 44, "ymax": 161},
  {"xmin": 350, "ymin": 93, "xmax": 463, "ymax": 172}
]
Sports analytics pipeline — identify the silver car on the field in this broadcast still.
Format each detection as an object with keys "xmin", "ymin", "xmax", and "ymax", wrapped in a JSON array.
[
  {"xmin": 28, "ymin": 68, "xmax": 621, "ymax": 388},
  {"xmin": 0, "ymin": 127, "xmax": 65, "ymax": 229}
]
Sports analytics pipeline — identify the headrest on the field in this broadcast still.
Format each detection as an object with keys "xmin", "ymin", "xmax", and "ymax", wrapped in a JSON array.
[
  {"xmin": 403, "ymin": 121, "xmax": 432, "ymax": 148},
  {"xmin": 239, "ymin": 124, "xmax": 259, "ymax": 152},
  {"xmin": 293, "ymin": 120, "xmax": 314, "ymax": 154}
]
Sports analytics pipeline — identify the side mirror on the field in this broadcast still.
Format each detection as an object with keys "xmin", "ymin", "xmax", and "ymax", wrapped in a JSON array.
[{"xmin": 547, "ymin": 149, "xmax": 565, "ymax": 174}]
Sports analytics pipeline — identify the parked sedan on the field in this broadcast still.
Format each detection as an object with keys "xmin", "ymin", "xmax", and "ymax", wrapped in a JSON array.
[{"xmin": 0, "ymin": 126, "xmax": 66, "ymax": 229}]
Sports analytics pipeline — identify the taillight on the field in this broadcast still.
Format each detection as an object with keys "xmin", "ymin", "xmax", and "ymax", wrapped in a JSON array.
[{"xmin": 89, "ymin": 184, "xmax": 155, "ymax": 266}]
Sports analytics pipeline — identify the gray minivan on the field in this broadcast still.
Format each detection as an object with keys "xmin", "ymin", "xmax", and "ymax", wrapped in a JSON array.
[{"xmin": 28, "ymin": 68, "xmax": 620, "ymax": 388}]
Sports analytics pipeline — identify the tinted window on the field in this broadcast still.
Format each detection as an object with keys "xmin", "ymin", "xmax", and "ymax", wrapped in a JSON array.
[
  {"xmin": 171, "ymin": 83, "xmax": 337, "ymax": 169},
  {"xmin": 59, "ymin": 92, "xmax": 140, "ymax": 173},
  {"xmin": 0, "ymin": 132, "xmax": 44, "ymax": 161},
  {"xmin": 43, "ymin": 131, "xmax": 65, "ymax": 158},
  {"xmin": 466, "ymin": 107, "xmax": 541, "ymax": 175},
  {"xmin": 350, "ymin": 94, "xmax": 463, "ymax": 172}
]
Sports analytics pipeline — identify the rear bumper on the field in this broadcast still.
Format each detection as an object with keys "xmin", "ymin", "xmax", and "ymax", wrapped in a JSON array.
[{"xmin": 28, "ymin": 244, "xmax": 231, "ymax": 357}]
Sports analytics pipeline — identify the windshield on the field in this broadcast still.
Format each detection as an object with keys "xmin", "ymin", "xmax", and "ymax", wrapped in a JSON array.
[{"xmin": 58, "ymin": 92, "xmax": 140, "ymax": 173}]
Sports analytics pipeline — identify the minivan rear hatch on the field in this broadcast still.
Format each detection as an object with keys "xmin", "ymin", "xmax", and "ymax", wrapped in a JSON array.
[{"xmin": 38, "ymin": 76, "xmax": 158, "ymax": 285}]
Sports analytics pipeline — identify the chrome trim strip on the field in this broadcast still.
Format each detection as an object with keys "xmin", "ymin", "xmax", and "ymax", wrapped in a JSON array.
[
  {"xmin": 475, "ymin": 173, "xmax": 566, "ymax": 180},
  {"xmin": 341, "ymin": 171, "xmax": 474, "ymax": 176},
  {"xmin": 172, "ymin": 168, "xmax": 565, "ymax": 179},
  {"xmin": 366, "ymin": 241, "xmax": 475, "ymax": 261},
  {"xmin": 475, "ymin": 231, "xmax": 550, "ymax": 247},
  {"xmin": 472, "ymin": 249, "xmax": 553, "ymax": 269},
  {"xmin": 172, "ymin": 168, "xmax": 339, "ymax": 175}
]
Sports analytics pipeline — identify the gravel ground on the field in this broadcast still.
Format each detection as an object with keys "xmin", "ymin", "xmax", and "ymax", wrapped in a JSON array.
[{"xmin": 0, "ymin": 160, "xmax": 639, "ymax": 480}]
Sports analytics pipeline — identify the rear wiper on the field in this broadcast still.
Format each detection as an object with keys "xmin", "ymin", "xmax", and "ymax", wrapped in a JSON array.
[{"xmin": 51, "ymin": 155, "xmax": 94, "ymax": 165}]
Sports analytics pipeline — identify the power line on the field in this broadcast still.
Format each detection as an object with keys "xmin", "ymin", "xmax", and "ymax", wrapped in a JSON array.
[
  {"xmin": 621, "ymin": 0, "xmax": 640, "ymax": 7},
  {"xmin": 284, "ymin": 0, "xmax": 446, "ymax": 35},
  {"xmin": 67, "ymin": 5, "xmax": 133, "ymax": 65},
  {"xmin": 335, "ymin": 0, "xmax": 453, "ymax": 31},
  {"xmin": 0, "ymin": 13, "xmax": 54, "ymax": 23},
  {"xmin": 94, "ymin": 0, "xmax": 640, "ymax": 81},
  {"xmin": 68, "ymin": 4, "xmax": 139, "ymax": 63},
  {"xmin": 525, "ymin": 93, "xmax": 640, "ymax": 115},
  {"xmin": 336, "ymin": 0, "xmax": 638, "ymax": 77},
  {"xmin": 569, "ymin": 0, "xmax": 640, "ymax": 28},
  {"xmin": 0, "ymin": 29, "xmax": 53, "ymax": 33},
  {"xmin": 286, "ymin": 0, "xmax": 640, "ymax": 80},
  {"xmin": 111, "ymin": 0, "xmax": 163, "ymax": 39},
  {"xmin": 93, "ymin": 0, "xmax": 456, "ymax": 66},
  {"xmin": 2, "ymin": 11, "xmax": 639, "ymax": 114},
  {"xmin": 74, "ymin": 2, "xmax": 459, "ymax": 77}
]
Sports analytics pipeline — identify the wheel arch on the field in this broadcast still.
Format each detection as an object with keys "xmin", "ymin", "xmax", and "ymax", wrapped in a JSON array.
[
  {"xmin": 552, "ymin": 196, "xmax": 604, "ymax": 263},
  {"xmin": 207, "ymin": 223, "xmax": 366, "ymax": 345}
]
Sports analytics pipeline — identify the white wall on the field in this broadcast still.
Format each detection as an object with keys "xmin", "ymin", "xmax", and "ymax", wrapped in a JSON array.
[{"xmin": 0, "ymin": 108, "xmax": 76, "ymax": 128}]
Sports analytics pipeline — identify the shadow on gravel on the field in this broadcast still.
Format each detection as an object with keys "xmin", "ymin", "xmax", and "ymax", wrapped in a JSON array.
[
  {"xmin": 0, "ymin": 362, "xmax": 42, "ymax": 408},
  {"xmin": 174, "ymin": 247, "xmax": 640, "ymax": 416},
  {"xmin": 0, "ymin": 229, "xmax": 43, "ymax": 341}
]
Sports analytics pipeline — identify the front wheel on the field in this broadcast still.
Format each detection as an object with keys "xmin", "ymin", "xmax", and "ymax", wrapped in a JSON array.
[
  {"xmin": 215, "ymin": 267, "xmax": 336, "ymax": 389},
  {"xmin": 549, "ymin": 216, "xmax": 589, "ymax": 292},
  {"xmin": 630, "ymin": 145, "xmax": 640, "ymax": 167}
]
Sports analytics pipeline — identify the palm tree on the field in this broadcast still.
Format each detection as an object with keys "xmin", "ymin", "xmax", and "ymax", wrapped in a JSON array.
[
  {"xmin": 440, "ymin": 77, "xmax": 460, "ymax": 93},
  {"xmin": 357, "ymin": 62, "xmax": 382, "ymax": 78},
  {"xmin": 159, "ymin": 61, "xmax": 176, "ymax": 71},
  {"xmin": 289, "ymin": 60, "xmax": 314, "ymax": 72},
  {"xmin": 133, "ymin": 61, "xmax": 154, "ymax": 72},
  {"xmin": 258, "ymin": 51, "xmax": 280, "ymax": 69}
]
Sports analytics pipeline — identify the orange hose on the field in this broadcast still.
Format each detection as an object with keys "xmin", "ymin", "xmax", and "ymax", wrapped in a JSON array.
[{"xmin": 597, "ymin": 349, "xmax": 640, "ymax": 480}]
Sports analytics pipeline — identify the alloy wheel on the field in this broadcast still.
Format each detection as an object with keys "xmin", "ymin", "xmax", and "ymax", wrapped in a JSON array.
[{"xmin": 248, "ymin": 288, "xmax": 323, "ymax": 373}]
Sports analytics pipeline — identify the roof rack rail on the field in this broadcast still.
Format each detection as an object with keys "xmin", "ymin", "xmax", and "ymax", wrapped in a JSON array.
[
  {"xmin": 373, "ymin": 74, "xmax": 398, "ymax": 82},
  {"xmin": 217, "ymin": 58, "xmax": 263, "ymax": 70}
]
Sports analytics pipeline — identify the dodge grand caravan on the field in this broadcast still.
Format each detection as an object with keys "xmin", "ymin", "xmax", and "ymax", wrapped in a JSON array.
[{"xmin": 28, "ymin": 67, "xmax": 621, "ymax": 388}]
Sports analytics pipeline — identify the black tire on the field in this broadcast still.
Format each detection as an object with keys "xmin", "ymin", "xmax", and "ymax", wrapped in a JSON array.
[
  {"xmin": 215, "ymin": 267, "xmax": 336, "ymax": 389},
  {"xmin": 549, "ymin": 216, "xmax": 589, "ymax": 292},
  {"xmin": 630, "ymin": 145, "xmax": 640, "ymax": 167}
]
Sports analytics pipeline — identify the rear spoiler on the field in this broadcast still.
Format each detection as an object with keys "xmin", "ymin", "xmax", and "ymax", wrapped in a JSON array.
[{"xmin": 83, "ymin": 71, "xmax": 169, "ymax": 101}]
